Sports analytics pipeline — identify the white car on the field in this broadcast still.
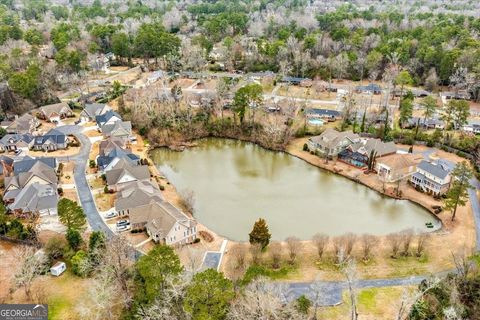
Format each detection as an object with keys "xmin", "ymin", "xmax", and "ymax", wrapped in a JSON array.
[
  {"xmin": 105, "ymin": 211, "xmax": 117, "ymax": 219},
  {"xmin": 116, "ymin": 224, "xmax": 130, "ymax": 232}
]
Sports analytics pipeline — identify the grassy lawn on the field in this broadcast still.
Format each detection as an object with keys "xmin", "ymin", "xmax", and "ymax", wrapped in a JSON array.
[
  {"xmin": 88, "ymin": 177, "xmax": 105, "ymax": 189},
  {"xmin": 94, "ymin": 192, "xmax": 115, "ymax": 211},
  {"xmin": 318, "ymin": 286, "xmax": 409, "ymax": 319}
]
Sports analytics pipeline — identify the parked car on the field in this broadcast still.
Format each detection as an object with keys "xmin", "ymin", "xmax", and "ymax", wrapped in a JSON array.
[
  {"xmin": 105, "ymin": 211, "xmax": 117, "ymax": 219},
  {"xmin": 116, "ymin": 219, "xmax": 130, "ymax": 227},
  {"xmin": 116, "ymin": 224, "xmax": 130, "ymax": 232}
]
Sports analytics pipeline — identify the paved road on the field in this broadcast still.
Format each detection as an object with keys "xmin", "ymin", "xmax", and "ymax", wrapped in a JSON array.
[{"xmin": 56, "ymin": 125, "xmax": 113, "ymax": 236}]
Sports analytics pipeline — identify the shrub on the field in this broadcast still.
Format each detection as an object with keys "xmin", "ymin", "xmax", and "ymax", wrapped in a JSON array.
[
  {"xmin": 45, "ymin": 236, "xmax": 67, "ymax": 261},
  {"xmin": 193, "ymin": 238, "xmax": 200, "ymax": 243},
  {"xmin": 303, "ymin": 143, "xmax": 309, "ymax": 151},
  {"xmin": 57, "ymin": 187, "xmax": 64, "ymax": 195},
  {"xmin": 104, "ymin": 185, "xmax": 109, "ymax": 194},
  {"xmin": 296, "ymin": 295, "xmax": 312, "ymax": 314},
  {"xmin": 66, "ymin": 228, "xmax": 82, "ymax": 250},
  {"xmin": 89, "ymin": 160, "xmax": 96, "ymax": 168},
  {"xmin": 159, "ymin": 184, "xmax": 165, "ymax": 191},
  {"xmin": 100, "ymin": 174, "xmax": 106, "ymax": 181},
  {"xmin": 71, "ymin": 250, "xmax": 90, "ymax": 277}
]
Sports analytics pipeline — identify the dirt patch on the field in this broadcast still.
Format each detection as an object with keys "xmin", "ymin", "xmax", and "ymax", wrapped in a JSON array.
[{"xmin": 62, "ymin": 189, "xmax": 78, "ymax": 202}]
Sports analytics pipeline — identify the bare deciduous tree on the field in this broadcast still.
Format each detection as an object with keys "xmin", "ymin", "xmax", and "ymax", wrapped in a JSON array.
[
  {"xmin": 183, "ymin": 246, "xmax": 203, "ymax": 275},
  {"xmin": 395, "ymin": 277, "xmax": 440, "ymax": 320},
  {"xmin": 179, "ymin": 189, "xmax": 196, "ymax": 214},
  {"xmin": 269, "ymin": 241, "xmax": 283, "ymax": 269},
  {"xmin": 415, "ymin": 233, "xmax": 429, "ymax": 257},
  {"xmin": 312, "ymin": 233, "xmax": 329, "ymax": 260},
  {"xmin": 387, "ymin": 232, "xmax": 402, "ymax": 258},
  {"xmin": 360, "ymin": 234, "xmax": 376, "ymax": 261},
  {"xmin": 228, "ymin": 277, "xmax": 307, "ymax": 320},
  {"xmin": 400, "ymin": 229, "xmax": 414, "ymax": 256},
  {"xmin": 230, "ymin": 243, "xmax": 248, "ymax": 270},
  {"xmin": 249, "ymin": 243, "xmax": 263, "ymax": 265},
  {"xmin": 101, "ymin": 235, "xmax": 135, "ymax": 308},
  {"xmin": 285, "ymin": 236, "xmax": 302, "ymax": 265},
  {"xmin": 12, "ymin": 246, "xmax": 47, "ymax": 300}
]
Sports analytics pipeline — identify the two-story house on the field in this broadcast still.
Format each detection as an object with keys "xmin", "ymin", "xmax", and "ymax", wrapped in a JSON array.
[{"xmin": 410, "ymin": 160, "xmax": 452, "ymax": 196}]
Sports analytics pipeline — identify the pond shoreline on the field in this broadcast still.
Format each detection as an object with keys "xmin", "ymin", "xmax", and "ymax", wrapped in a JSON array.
[
  {"xmin": 148, "ymin": 135, "xmax": 444, "ymax": 232},
  {"xmin": 148, "ymin": 136, "xmax": 444, "ymax": 238}
]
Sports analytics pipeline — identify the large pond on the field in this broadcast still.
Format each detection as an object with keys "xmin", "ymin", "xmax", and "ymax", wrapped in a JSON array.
[{"xmin": 150, "ymin": 139, "xmax": 440, "ymax": 241}]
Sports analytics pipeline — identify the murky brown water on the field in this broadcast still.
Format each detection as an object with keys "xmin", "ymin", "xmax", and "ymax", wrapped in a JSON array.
[{"xmin": 151, "ymin": 138, "xmax": 440, "ymax": 241}]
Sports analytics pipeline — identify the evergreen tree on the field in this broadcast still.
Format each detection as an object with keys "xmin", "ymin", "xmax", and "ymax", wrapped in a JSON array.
[
  {"xmin": 249, "ymin": 218, "xmax": 271, "ymax": 249},
  {"xmin": 444, "ymin": 162, "xmax": 473, "ymax": 221}
]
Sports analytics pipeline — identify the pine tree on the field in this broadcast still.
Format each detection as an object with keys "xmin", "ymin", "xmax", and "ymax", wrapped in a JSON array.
[
  {"xmin": 444, "ymin": 162, "xmax": 473, "ymax": 221},
  {"xmin": 249, "ymin": 218, "xmax": 271, "ymax": 249}
]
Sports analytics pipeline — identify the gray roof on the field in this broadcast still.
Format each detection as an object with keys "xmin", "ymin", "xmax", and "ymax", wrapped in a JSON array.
[
  {"xmin": 0, "ymin": 133, "xmax": 34, "ymax": 147},
  {"xmin": 33, "ymin": 129, "xmax": 67, "ymax": 147},
  {"xmin": 309, "ymin": 129, "xmax": 359, "ymax": 150},
  {"xmin": 82, "ymin": 103, "xmax": 110, "ymax": 118},
  {"xmin": 417, "ymin": 160, "xmax": 450, "ymax": 179},
  {"xmin": 13, "ymin": 157, "xmax": 57, "ymax": 174},
  {"xmin": 115, "ymin": 180, "xmax": 163, "ymax": 211},
  {"xmin": 106, "ymin": 162, "xmax": 150, "ymax": 186},
  {"xmin": 5, "ymin": 161, "xmax": 57, "ymax": 190},
  {"xmin": 39, "ymin": 102, "xmax": 71, "ymax": 118},
  {"xmin": 130, "ymin": 200, "xmax": 195, "ymax": 237},
  {"xmin": 350, "ymin": 139, "xmax": 397, "ymax": 157},
  {"xmin": 101, "ymin": 121, "xmax": 132, "ymax": 137},
  {"xmin": 8, "ymin": 183, "xmax": 58, "ymax": 213}
]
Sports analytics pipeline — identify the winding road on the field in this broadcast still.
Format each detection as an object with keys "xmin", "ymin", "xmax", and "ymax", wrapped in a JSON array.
[{"xmin": 56, "ymin": 125, "xmax": 113, "ymax": 236}]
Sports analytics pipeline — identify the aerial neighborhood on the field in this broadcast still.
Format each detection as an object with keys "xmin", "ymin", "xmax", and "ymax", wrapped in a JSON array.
[{"xmin": 2, "ymin": 0, "xmax": 480, "ymax": 319}]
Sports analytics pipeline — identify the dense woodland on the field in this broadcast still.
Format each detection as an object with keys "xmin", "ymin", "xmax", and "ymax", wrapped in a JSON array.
[{"xmin": 1, "ymin": 0, "xmax": 480, "ymax": 115}]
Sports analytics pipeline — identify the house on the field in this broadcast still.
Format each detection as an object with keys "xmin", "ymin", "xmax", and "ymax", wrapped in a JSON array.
[
  {"xmin": 376, "ymin": 153, "xmax": 423, "ymax": 182},
  {"xmin": 393, "ymin": 88, "xmax": 430, "ymax": 97},
  {"xmin": 410, "ymin": 160, "xmax": 452, "ymax": 196},
  {"xmin": 97, "ymin": 143, "xmax": 140, "ymax": 172},
  {"xmin": 0, "ymin": 155, "xmax": 14, "ymax": 176},
  {"xmin": 32, "ymin": 129, "xmax": 69, "ymax": 152},
  {"xmin": 7, "ymin": 182, "xmax": 58, "ymax": 216},
  {"xmin": 0, "ymin": 134, "xmax": 34, "ymax": 152},
  {"xmin": 462, "ymin": 121, "xmax": 480, "ymax": 134},
  {"xmin": 403, "ymin": 117, "xmax": 445, "ymax": 130},
  {"xmin": 105, "ymin": 161, "xmax": 150, "ymax": 191},
  {"xmin": 101, "ymin": 121, "xmax": 132, "ymax": 141},
  {"xmin": 441, "ymin": 91, "xmax": 471, "ymax": 101},
  {"xmin": 307, "ymin": 129, "xmax": 360, "ymax": 158},
  {"xmin": 1, "ymin": 114, "xmax": 39, "ymax": 134},
  {"xmin": 280, "ymin": 76, "xmax": 311, "ymax": 85},
  {"xmin": 306, "ymin": 108, "xmax": 341, "ymax": 122},
  {"xmin": 115, "ymin": 180, "xmax": 163, "ymax": 216},
  {"xmin": 129, "ymin": 200, "xmax": 197, "ymax": 245},
  {"xmin": 13, "ymin": 156, "xmax": 57, "ymax": 174},
  {"xmin": 80, "ymin": 103, "xmax": 112, "ymax": 122},
  {"xmin": 95, "ymin": 110, "xmax": 122, "ymax": 128},
  {"xmin": 4, "ymin": 160, "xmax": 58, "ymax": 202},
  {"xmin": 355, "ymin": 83, "xmax": 382, "ymax": 95},
  {"xmin": 50, "ymin": 261, "xmax": 66, "ymax": 276},
  {"xmin": 38, "ymin": 102, "xmax": 73, "ymax": 122},
  {"xmin": 339, "ymin": 139, "xmax": 397, "ymax": 168}
]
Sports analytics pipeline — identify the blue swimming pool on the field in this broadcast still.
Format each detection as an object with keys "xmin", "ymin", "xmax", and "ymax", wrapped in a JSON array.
[{"xmin": 308, "ymin": 118, "xmax": 324, "ymax": 126}]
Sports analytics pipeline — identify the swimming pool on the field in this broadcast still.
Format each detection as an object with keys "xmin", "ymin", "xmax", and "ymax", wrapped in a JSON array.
[{"xmin": 308, "ymin": 118, "xmax": 324, "ymax": 126}]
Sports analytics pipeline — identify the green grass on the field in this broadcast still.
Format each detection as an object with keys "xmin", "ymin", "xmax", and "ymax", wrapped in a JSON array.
[
  {"xmin": 48, "ymin": 295, "xmax": 73, "ymax": 320},
  {"xmin": 358, "ymin": 288, "xmax": 378, "ymax": 311},
  {"xmin": 241, "ymin": 264, "xmax": 298, "ymax": 285}
]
